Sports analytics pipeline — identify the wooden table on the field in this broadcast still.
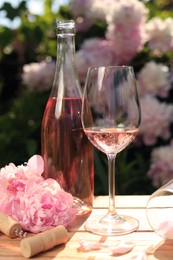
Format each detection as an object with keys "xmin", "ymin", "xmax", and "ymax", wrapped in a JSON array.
[{"xmin": 1, "ymin": 196, "xmax": 173, "ymax": 259}]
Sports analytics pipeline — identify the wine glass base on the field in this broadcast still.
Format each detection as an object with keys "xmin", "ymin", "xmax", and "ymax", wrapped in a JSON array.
[{"xmin": 84, "ymin": 214, "xmax": 139, "ymax": 236}]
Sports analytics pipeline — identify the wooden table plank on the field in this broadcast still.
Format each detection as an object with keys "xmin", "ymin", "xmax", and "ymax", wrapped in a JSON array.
[
  {"xmin": 1, "ymin": 232, "xmax": 170, "ymax": 260},
  {"xmin": 94, "ymin": 195, "xmax": 149, "ymax": 209},
  {"xmin": 53, "ymin": 232, "xmax": 167, "ymax": 260},
  {"xmin": 69, "ymin": 208, "xmax": 151, "ymax": 232},
  {"xmin": 0, "ymin": 196, "xmax": 172, "ymax": 260}
]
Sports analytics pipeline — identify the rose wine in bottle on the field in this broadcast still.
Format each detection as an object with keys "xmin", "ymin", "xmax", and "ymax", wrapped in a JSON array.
[{"xmin": 41, "ymin": 20, "xmax": 94, "ymax": 215}]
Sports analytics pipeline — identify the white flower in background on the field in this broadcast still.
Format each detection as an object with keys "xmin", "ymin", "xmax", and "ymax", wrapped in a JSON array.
[
  {"xmin": 22, "ymin": 61, "xmax": 55, "ymax": 92},
  {"xmin": 147, "ymin": 142, "xmax": 173, "ymax": 187},
  {"xmin": 137, "ymin": 61, "xmax": 171, "ymax": 98},
  {"xmin": 146, "ymin": 17, "xmax": 173, "ymax": 54},
  {"xmin": 106, "ymin": 0, "xmax": 148, "ymax": 27},
  {"xmin": 88, "ymin": 0, "xmax": 113, "ymax": 21},
  {"xmin": 106, "ymin": 0, "xmax": 148, "ymax": 63},
  {"xmin": 138, "ymin": 95, "xmax": 173, "ymax": 145}
]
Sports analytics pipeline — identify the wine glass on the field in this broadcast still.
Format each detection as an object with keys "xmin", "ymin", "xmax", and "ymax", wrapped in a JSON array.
[
  {"xmin": 81, "ymin": 66, "xmax": 141, "ymax": 236},
  {"xmin": 146, "ymin": 179, "xmax": 173, "ymax": 240}
]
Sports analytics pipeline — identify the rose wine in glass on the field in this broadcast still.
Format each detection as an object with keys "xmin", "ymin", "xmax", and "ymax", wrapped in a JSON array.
[{"xmin": 81, "ymin": 66, "xmax": 141, "ymax": 235}]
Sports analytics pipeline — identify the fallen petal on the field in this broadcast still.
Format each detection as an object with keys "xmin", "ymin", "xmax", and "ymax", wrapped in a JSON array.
[
  {"xmin": 79, "ymin": 239, "xmax": 108, "ymax": 251},
  {"xmin": 27, "ymin": 155, "xmax": 44, "ymax": 176},
  {"xmin": 110, "ymin": 241, "xmax": 134, "ymax": 255},
  {"xmin": 158, "ymin": 219, "xmax": 173, "ymax": 238},
  {"xmin": 79, "ymin": 239, "xmax": 135, "ymax": 256},
  {"xmin": 130, "ymin": 252, "xmax": 147, "ymax": 260}
]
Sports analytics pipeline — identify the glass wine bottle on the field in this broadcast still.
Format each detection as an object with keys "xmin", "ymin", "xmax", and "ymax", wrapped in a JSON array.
[{"xmin": 41, "ymin": 20, "xmax": 94, "ymax": 215}]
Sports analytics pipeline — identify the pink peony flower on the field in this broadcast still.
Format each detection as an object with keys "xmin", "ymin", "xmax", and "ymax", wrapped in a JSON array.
[
  {"xmin": 138, "ymin": 96, "xmax": 173, "ymax": 145},
  {"xmin": 0, "ymin": 155, "xmax": 77, "ymax": 233},
  {"xmin": 137, "ymin": 61, "xmax": 171, "ymax": 98},
  {"xmin": 147, "ymin": 141, "xmax": 173, "ymax": 187},
  {"xmin": 22, "ymin": 61, "xmax": 55, "ymax": 92}
]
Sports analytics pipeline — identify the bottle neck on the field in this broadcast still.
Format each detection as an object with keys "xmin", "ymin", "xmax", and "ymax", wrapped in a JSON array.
[
  {"xmin": 51, "ymin": 29, "xmax": 81, "ymax": 98},
  {"xmin": 57, "ymin": 32, "xmax": 76, "ymax": 69}
]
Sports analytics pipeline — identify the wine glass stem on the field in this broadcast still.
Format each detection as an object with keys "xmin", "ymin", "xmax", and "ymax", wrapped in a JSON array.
[{"xmin": 107, "ymin": 155, "xmax": 117, "ymax": 215}]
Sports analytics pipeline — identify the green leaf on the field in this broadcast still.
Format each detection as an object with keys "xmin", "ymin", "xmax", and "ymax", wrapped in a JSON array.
[{"xmin": 1, "ymin": 3, "xmax": 16, "ymax": 20}]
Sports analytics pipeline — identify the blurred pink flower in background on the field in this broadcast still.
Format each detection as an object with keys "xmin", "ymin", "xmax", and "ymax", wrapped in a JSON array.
[
  {"xmin": 0, "ymin": 155, "xmax": 76, "ymax": 233},
  {"xmin": 69, "ymin": 0, "xmax": 112, "ymax": 31},
  {"xmin": 105, "ymin": 0, "xmax": 148, "ymax": 63},
  {"xmin": 87, "ymin": 0, "xmax": 113, "ymax": 21},
  {"xmin": 69, "ymin": 0, "xmax": 93, "ymax": 31},
  {"xmin": 138, "ymin": 95, "xmax": 173, "ymax": 145},
  {"xmin": 76, "ymin": 38, "xmax": 118, "ymax": 82},
  {"xmin": 69, "ymin": 0, "xmax": 92, "ymax": 18},
  {"xmin": 147, "ymin": 141, "xmax": 173, "ymax": 187},
  {"xmin": 22, "ymin": 61, "xmax": 55, "ymax": 92},
  {"xmin": 146, "ymin": 17, "xmax": 173, "ymax": 54},
  {"xmin": 137, "ymin": 61, "xmax": 171, "ymax": 97},
  {"xmin": 106, "ymin": 26, "xmax": 147, "ymax": 63}
]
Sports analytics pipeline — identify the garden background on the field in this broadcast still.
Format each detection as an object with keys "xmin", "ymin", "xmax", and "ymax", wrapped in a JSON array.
[{"xmin": 0, "ymin": 0, "xmax": 173, "ymax": 195}]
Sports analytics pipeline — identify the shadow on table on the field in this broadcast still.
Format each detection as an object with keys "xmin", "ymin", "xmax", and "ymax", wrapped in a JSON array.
[
  {"xmin": 154, "ymin": 239, "xmax": 173, "ymax": 259},
  {"xmin": 67, "ymin": 211, "xmax": 91, "ymax": 234}
]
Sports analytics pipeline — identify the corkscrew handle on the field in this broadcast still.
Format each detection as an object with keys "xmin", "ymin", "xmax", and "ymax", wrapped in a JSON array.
[{"xmin": 0, "ymin": 212, "xmax": 27, "ymax": 238}]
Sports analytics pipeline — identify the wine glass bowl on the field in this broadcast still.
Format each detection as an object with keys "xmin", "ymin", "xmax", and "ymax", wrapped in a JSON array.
[
  {"xmin": 81, "ymin": 66, "xmax": 141, "ymax": 236},
  {"xmin": 146, "ymin": 179, "xmax": 173, "ymax": 240}
]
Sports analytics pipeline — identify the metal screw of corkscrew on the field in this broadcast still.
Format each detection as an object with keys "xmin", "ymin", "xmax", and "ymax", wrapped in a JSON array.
[{"xmin": 15, "ymin": 229, "xmax": 27, "ymax": 238}]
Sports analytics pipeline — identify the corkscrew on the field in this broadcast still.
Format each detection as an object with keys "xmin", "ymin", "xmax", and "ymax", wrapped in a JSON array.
[
  {"xmin": 14, "ymin": 228, "xmax": 27, "ymax": 238},
  {"xmin": 0, "ymin": 212, "xmax": 27, "ymax": 238}
]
